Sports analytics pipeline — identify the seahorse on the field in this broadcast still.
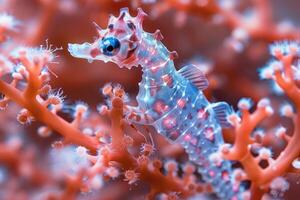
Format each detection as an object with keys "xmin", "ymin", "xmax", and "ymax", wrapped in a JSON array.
[{"xmin": 68, "ymin": 8, "xmax": 248, "ymax": 200}]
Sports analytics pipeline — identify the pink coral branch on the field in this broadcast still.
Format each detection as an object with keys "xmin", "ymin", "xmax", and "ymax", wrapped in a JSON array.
[
  {"xmin": 99, "ymin": 96, "xmax": 210, "ymax": 199},
  {"xmin": 221, "ymin": 42, "xmax": 300, "ymax": 199},
  {"xmin": 0, "ymin": 79, "xmax": 99, "ymax": 151}
]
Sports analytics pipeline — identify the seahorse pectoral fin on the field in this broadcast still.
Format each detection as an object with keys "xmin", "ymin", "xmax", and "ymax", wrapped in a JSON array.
[
  {"xmin": 178, "ymin": 64, "xmax": 209, "ymax": 90},
  {"xmin": 68, "ymin": 42, "xmax": 95, "ymax": 60},
  {"xmin": 211, "ymin": 102, "xmax": 233, "ymax": 128}
]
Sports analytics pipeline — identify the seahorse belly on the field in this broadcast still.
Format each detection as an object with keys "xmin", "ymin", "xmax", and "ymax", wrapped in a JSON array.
[{"xmin": 152, "ymin": 82, "xmax": 207, "ymax": 140}]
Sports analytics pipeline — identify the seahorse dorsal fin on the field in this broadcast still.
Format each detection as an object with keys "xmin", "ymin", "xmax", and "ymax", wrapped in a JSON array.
[
  {"xmin": 178, "ymin": 64, "xmax": 209, "ymax": 90},
  {"xmin": 210, "ymin": 102, "xmax": 233, "ymax": 128}
]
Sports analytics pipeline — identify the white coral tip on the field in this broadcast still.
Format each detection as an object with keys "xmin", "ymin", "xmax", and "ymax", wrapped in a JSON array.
[
  {"xmin": 258, "ymin": 147, "xmax": 272, "ymax": 160},
  {"xmin": 227, "ymin": 113, "xmax": 241, "ymax": 126},
  {"xmin": 292, "ymin": 158, "xmax": 300, "ymax": 169},
  {"xmin": 76, "ymin": 146, "xmax": 87, "ymax": 157},
  {"xmin": 280, "ymin": 104, "xmax": 294, "ymax": 117},
  {"xmin": 270, "ymin": 177, "xmax": 289, "ymax": 192},
  {"xmin": 257, "ymin": 98, "xmax": 271, "ymax": 108},
  {"xmin": 238, "ymin": 98, "xmax": 252, "ymax": 110},
  {"xmin": 275, "ymin": 126, "xmax": 286, "ymax": 138}
]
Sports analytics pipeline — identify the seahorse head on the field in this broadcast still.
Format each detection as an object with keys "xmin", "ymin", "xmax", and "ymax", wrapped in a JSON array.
[{"xmin": 68, "ymin": 8, "xmax": 147, "ymax": 69}]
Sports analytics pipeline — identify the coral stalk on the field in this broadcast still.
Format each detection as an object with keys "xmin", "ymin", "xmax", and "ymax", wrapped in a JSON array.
[{"xmin": 0, "ymin": 79, "xmax": 99, "ymax": 151}]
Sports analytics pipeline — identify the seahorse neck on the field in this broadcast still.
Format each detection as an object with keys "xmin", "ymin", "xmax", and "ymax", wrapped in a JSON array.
[{"xmin": 137, "ymin": 32, "xmax": 177, "ymax": 85}]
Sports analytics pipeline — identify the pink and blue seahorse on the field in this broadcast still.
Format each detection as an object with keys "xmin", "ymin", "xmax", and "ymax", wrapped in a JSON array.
[{"xmin": 68, "ymin": 8, "xmax": 248, "ymax": 200}]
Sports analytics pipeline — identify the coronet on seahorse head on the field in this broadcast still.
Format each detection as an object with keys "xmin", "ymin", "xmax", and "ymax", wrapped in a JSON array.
[{"xmin": 68, "ymin": 8, "xmax": 148, "ymax": 69}]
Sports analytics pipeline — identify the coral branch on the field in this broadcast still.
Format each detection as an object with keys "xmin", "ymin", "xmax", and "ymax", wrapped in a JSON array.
[
  {"xmin": 0, "ymin": 79, "xmax": 99, "ymax": 152},
  {"xmin": 221, "ymin": 41, "xmax": 300, "ymax": 198},
  {"xmin": 106, "ymin": 97, "xmax": 207, "ymax": 199}
]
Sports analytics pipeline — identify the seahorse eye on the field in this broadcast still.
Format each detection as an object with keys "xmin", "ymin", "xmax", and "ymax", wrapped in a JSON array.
[{"xmin": 102, "ymin": 37, "xmax": 120, "ymax": 56}]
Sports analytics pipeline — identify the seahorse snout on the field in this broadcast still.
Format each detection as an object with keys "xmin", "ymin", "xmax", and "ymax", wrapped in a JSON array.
[{"xmin": 67, "ymin": 42, "xmax": 94, "ymax": 60}]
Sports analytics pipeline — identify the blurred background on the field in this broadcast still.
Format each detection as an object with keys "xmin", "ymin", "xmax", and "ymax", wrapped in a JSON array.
[{"xmin": 0, "ymin": 0, "xmax": 300, "ymax": 199}]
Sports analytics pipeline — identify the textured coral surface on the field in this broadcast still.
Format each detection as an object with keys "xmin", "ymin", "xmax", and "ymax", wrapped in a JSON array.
[{"xmin": 0, "ymin": 0, "xmax": 300, "ymax": 200}]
